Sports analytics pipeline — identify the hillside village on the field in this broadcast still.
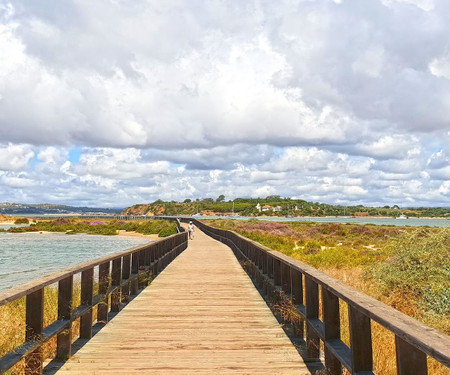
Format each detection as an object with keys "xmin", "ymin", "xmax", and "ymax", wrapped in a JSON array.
[{"xmin": 122, "ymin": 196, "xmax": 450, "ymax": 218}]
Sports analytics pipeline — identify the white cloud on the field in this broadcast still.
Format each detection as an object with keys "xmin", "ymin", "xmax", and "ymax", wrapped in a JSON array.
[
  {"xmin": 0, "ymin": 1, "xmax": 449, "ymax": 207},
  {"xmin": 0, "ymin": 173, "xmax": 35, "ymax": 187},
  {"xmin": 0, "ymin": 143, "xmax": 34, "ymax": 170}
]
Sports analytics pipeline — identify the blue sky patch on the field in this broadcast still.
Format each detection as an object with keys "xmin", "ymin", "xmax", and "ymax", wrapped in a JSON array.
[{"xmin": 69, "ymin": 147, "xmax": 82, "ymax": 163}]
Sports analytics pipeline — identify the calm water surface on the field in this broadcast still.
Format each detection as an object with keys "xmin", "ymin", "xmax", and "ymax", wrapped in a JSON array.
[
  {"xmin": 0, "ymin": 230, "xmax": 151, "ymax": 292},
  {"xmin": 201, "ymin": 216, "xmax": 450, "ymax": 227}
]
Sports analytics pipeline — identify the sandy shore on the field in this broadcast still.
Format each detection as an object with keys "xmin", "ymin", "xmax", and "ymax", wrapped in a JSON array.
[
  {"xmin": 117, "ymin": 230, "xmax": 159, "ymax": 239},
  {"xmin": 3, "ymin": 229, "xmax": 159, "ymax": 239}
]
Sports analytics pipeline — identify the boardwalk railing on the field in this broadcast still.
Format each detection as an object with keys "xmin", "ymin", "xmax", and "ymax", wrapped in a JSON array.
[
  {"xmin": 0, "ymin": 227, "xmax": 188, "ymax": 375},
  {"xmin": 187, "ymin": 218, "xmax": 450, "ymax": 375}
]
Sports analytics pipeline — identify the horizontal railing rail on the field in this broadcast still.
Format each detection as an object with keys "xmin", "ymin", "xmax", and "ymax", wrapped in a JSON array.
[
  {"xmin": 186, "ymin": 218, "xmax": 450, "ymax": 375},
  {"xmin": 0, "ymin": 223, "xmax": 188, "ymax": 375}
]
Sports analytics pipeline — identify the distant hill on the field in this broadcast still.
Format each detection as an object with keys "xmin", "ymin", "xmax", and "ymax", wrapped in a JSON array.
[
  {"xmin": 0, "ymin": 203, "xmax": 122, "ymax": 215},
  {"xmin": 122, "ymin": 197, "xmax": 450, "ymax": 218}
]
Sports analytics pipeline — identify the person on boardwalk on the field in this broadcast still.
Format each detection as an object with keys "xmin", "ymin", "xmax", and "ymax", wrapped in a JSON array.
[{"xmin": 188, "ymin": 221, "xmax": 195, "ymax": 239}]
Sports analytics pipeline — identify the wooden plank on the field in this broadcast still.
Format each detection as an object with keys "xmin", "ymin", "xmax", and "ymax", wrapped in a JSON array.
[{"xmin": 52, "ymin": 224, "xmax": 308, "ymax": 374}]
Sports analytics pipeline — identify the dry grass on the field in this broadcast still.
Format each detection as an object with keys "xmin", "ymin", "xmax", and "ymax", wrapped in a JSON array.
[
  {"xmin": 0, "ymin": 282, "xmax": 98, "ymax": 375},
  {"xmin": 213, "ymin": 220, "xmax": 450, "ymax": 374}
]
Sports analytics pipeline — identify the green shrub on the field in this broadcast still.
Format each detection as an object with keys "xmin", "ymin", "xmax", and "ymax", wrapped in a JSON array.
[
  {"xmin": 158, "ymin": 226, "xmax": 177, "ymax": 237},
  {"xmin": 14, "ymin": 218, "xmax": 29, "ymax": 224},
  {"xmin": 365, "ymin": 229, "xmax": 450, "ymax": 316}
]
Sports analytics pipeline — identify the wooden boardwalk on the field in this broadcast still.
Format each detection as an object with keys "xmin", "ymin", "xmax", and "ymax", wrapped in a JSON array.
[{"xmin": 51, "ymin": 226, "xmax": 308, "ymax": 374}]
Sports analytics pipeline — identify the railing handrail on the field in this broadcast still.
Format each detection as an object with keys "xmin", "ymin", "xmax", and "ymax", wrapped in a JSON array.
[
  {"xmin": 0, "ymin": 218, "xmax": 186, "ymax": 306},
  {"xmin": 0, "ymin": 234, "xmax": 173, "ymax": 306},
  {"xmin": 0, "ymin": 220, "xmax": 188, "ymax": 375},
  {"xmin": 234, "ymin": 231, "xmax": 450, "ymax": 362},
  {"xmin": 188, "ymin": 218, "xmax": 450, "ymax": 372}
]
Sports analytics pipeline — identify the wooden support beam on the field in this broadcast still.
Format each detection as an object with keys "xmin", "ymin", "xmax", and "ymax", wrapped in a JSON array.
[
  {"xmin": 80, "ymin": 268, "xmax": 94, "ymax": 339},
  {"xmin": 111, "ymin": 258, "xmax": 122, "ymax": 312},
  {"xmin": 97, "ymin": 261, "xmax": 110, "ymax": 323},
  {"xmin": 348, "ymin": 305, "xmax": 373, "ymax": 373},
  {"xmin": 395, "ymin": 336, "xmax": 428, "ymax": 375},
  {"xmin": 305, "ymin": 276, "xmax": 320, "ymax": 360},
  {"xmin": 323, "ymin": 288, "xmax": 342, "ymax": 374},
  {"xmin": 56, "ymin": 276, "xmax": 73, "ymax": 361},
  {"xmin": 25, "ymin": 289, "xmax": 44, "ymax": 375}
]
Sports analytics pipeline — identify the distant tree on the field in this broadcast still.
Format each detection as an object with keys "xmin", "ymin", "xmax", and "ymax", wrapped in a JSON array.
[
  {"xmin": 202, "ymin": 198, "xmax": 214, "ymax": 204},
  {"xmin": 216, "ymin": 194, "xmax": 225, "ymax": 203},
  {"xmin": 383, "ymin": 205, "xmax": 390, "ymax": 209},
  {"xmin": 184, "ymin": 199, "xmax": 192, "ymax": 203}
]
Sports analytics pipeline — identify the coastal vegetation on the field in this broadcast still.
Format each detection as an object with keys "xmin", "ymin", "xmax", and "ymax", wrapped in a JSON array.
[
  {"xmin": 207, "ymin": 219, "xmax": 449, "ymax": 330},
  {"xmin": 0, "ymin": 218, "xmax": 178, "ymax": 237},
  {"xmin": 207, "ymin": 219, "xmax": 449, "ymax": 373},
  {"xmin": 13, "ymin": 218, "xmax": 29, "ymax": 224},
  {"xmin": 123, "ymin": 196, "xmax": 450, "ymax": 218}
]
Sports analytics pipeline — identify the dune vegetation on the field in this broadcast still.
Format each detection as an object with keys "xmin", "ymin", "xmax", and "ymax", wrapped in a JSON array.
[
  {"xmin": 0, "ymin": 218, "xmax": 178, "ymax": 237},
  {"xmin": 207, "ymin": 219, "xmax": 449, "ymax": 374}
]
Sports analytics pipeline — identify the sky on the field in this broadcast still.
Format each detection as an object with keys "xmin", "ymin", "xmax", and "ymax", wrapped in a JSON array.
[{"xmin": 0, "ymin": 0, "xmax": 449, "ymax": 208}]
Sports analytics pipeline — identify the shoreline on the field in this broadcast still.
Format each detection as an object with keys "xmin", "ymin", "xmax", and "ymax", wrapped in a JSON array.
[
  {"xmin": 1, "ymin": 229, "xmax": 160, "ymax": 239},
  {"xmin": 116, "ymin": 230, "xmax": 159, "ymax": 239}
]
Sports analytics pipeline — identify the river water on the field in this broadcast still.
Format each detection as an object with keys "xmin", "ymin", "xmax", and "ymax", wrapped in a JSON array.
[
  {"xmin": 1, "ymin": 216, "xmax": 448, "ymax": 292},
  {"xmin": 201, "ymin": 216, "xmax": 450, "ymax": 227},
  {"xmin": 0, "ymin": 229, "xmax": 151, "ymax": 292}
]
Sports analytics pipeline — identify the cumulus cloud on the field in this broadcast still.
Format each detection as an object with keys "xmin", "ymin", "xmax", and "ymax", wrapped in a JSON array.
[
  {"xmin": 0, "ymin": 143, "xmax": 34, "ymax": 170},
  {"xmin": 0, "ymin": 0, "xmax": 449, "ymax": 207}
]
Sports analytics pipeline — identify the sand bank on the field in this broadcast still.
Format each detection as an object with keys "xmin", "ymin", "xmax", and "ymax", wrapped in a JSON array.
[{"xmin": 117, "ymin": 230, "xmax": 159, "ymax": 239}]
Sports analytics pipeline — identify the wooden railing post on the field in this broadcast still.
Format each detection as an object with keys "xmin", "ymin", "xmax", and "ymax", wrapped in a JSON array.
[
  {"xmin": 305, "ymin": 276, "xmax": 320, "ymax": 360},
  {"xmin": 80, "ymin": 268, "xmax": 94, "ymax": 339},
  {"xmin": 262, "ymin": 252, "xmax": 268, "ymax": 275},
  {"xmin": 268, "ymin": 256, "xmax": 274, "ymax": 279},
  {"xmin": 56, "ymin": 275, "xmax": 73, "ymax": 361},
  {"xmin": 348, "ymin": 305, "xmax": 373, "ymax": 373},
  {"xmin": 145, "ymin": 247, "xmax": 152, "ymax": 283},
  {"xmin": 281, "ymin": 262, "xmax": 291, "ymax": 294},
  {"xmin": 291, "ymin": 269, "xmax": 304, "ymax": 338},
  {"xmin": 25, "ymin": 288, "xmax": 44, "ymax": 375},
  {"xmin": 97, "ymin": 261, "xmax": 110, "ymax": 323},
  {"xmin": 111, "ymin": 258, "xmax": 122, "ymax": 312},
  {"xmin": 130, "ymin": 252, "xmax": 139, "ymax": 295},
  {"xmin": 138, "ymin": 250, "xmax": 146, "ymax": 289},
  {"xmin": 274, "ymin": 259, "xmax": 282, "ymax": 287},
  {"xmin": 395, "ymin": 336, "xmax": 427, "ymax": 375},
  {"xmin": 121, "ymin": 254, "xmax": 131, "ymax": 302},
  {"xmin": 322, "ymin": 288, "xmax": 341, "ymax": 374}
]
